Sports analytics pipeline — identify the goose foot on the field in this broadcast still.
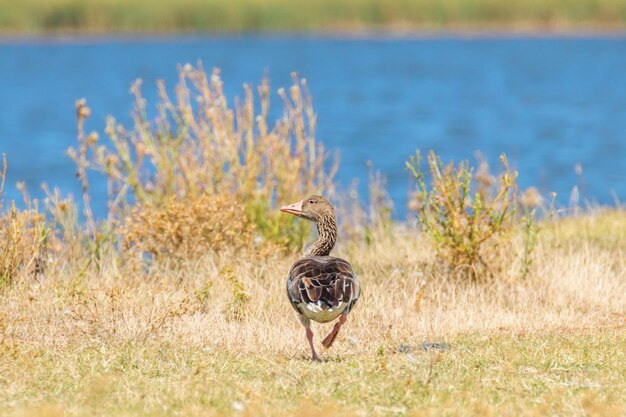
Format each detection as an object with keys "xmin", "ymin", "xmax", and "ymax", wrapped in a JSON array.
[{"xmin": 321, "ymin": 313, "xmax": 347, "ymax": 349}]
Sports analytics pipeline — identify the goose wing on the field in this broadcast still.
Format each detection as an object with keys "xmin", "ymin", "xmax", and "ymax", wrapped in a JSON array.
[{"xmin": 287, "ymin": 256, "xmax": 360, "ymax": 316}]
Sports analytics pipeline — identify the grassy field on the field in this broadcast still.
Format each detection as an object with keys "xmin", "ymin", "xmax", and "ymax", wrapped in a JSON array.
[
  {"xmin": 1, "ymin": 0, "xmax": 626, "ymax": 34},
  {"xmin": 0, "ymin": 66, "xmax": 625, "ymax": 416},
  {"xmin": 1, "ymin": 212, "xmax": 625, "ymax": 416}
]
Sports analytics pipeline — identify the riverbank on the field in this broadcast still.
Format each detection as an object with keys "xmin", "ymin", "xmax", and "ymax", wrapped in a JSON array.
[
  {"xmin": 2, "ymin": 0, "xmax": 626, "ymax": 35},
  {"xmin": 3, "ymin": 27, "xmax": 626, "ymax": 43}
]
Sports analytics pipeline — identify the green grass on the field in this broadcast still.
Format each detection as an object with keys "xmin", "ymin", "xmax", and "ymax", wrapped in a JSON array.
[
  {"xmin": 2, "ymin": 0, "xmax": 626, "ymax": 34},
  {"xmin": 4, "ymin": 330, "xmax": 625, "ymax": 416}
]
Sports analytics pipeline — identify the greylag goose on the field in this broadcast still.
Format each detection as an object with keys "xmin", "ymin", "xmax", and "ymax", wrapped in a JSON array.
[{"xmin": 281, "ymin": 195, "xmax": 361, "ymax": 361}]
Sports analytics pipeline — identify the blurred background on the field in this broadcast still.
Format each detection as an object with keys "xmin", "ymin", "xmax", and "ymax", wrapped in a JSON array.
[{"xmin": 1, "ymin": 0, "xmax": 626, "ymax": 218}]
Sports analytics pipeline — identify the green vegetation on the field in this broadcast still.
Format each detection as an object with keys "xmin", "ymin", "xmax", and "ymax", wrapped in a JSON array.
[
  {"xmin": 0, "ymin": 67, "xmax": 624, "ymax": 416},
  {"xmin": 406, "ymin": 151, "xmax": 522, "ymax": 281},
  {"xmin": 2, "ymin": 0, "xmax": 626, "ymax": 34}
]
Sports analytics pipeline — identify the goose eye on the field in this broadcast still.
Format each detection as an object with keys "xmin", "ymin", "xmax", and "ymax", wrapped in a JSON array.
[{"xmin": 309, "ymin": 200, "xmax": 314, "ymax": 204}]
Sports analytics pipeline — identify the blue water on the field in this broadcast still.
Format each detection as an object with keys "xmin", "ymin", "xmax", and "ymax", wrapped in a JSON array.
[{"xmin": 1, "ymin": 36, "xmax": 626, "ymax": 218}]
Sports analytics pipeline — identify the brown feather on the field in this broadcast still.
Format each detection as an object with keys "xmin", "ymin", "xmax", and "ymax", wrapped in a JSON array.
[
  {"xmin": 283, "ymin": 195, "xmax": 361, "ymax": 330},
  {"xmin": 287, "ymin": 256, "xmax": 360, "ymax": 317}
]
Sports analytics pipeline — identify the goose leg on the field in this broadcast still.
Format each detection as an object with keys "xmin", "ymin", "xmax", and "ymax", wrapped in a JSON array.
[
  {"xmin": 306, "ymin": 327, "xmax": 320, "ymax": 361},
  {"xmin": 321, "ymin": 313, "xmax": 347, "ymax": 349},
  {"xmin": 299, "ymin": 315, "xmax": 320, "ymax": 361}
]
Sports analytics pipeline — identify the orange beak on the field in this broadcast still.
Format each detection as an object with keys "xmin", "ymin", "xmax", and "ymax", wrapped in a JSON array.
[{"xmin": 280, "ymin": 199, "xmax": 304, "ymax": 216}]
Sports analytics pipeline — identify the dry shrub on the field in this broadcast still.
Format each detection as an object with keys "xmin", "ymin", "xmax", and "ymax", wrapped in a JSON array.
[
  {"xmin": 122, "ymin": 194, "xmax": 254, "ymax": 260},
  {"xmin": 407, "ymin": 150, "xmax": 521, "ymax": 281},
  {"xmin": 68, "ymin": 65, "xmax": 336, "ymax": 257},
  {"xmin": 42, "ymin": 185, "xmax": 82, "ymax": 257},
  {"xmin": 0, "ymin": 205, "xmax": 48, "ymax": 283},
  {"xmin": 42, "ymin": 100, "xmax": 109, "ymax": 271},
  {"xmin": 0, "ymin": 155, "xmax": 49, "ymax": 284}
]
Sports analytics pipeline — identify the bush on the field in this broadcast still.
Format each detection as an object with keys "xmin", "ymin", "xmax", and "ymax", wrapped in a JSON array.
[
  {"xmin": 121, "ymin": 194, "xmax": 255, "ymax": 260},
  {"xmin": 0, "ymin": 155, "xmax": 49, "ymax": 284},
  {"xmin": 65, "ymin": 65, "xmax": 337, "ymax": 258},
  {"xmin": 406, "ymin": 150, "xmax": 519, "ymax": 281}
]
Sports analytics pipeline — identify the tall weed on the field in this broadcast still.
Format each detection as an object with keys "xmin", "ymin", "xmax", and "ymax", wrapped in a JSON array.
[
  {"xmin": 406, "ymin": 150, "xmax": 521, "ymax": 281},
  {"xmin": 0, "ymin": 155, "xmax": 49, "ymax": 284}
]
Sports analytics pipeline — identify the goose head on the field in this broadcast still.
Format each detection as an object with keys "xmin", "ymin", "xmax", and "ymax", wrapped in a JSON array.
[
  {"xmin": 280, "ymin": 195, "xmax": 335, "ymax": 223},
  {"xmin": 281, "ymin": 195, "xmax": 338, "ymax": 256}
]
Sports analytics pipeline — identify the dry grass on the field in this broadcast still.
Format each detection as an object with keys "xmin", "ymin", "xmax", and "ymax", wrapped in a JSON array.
[{"xmin": 1, "ymin": 211, "xmax": 624, "ymax": 416}]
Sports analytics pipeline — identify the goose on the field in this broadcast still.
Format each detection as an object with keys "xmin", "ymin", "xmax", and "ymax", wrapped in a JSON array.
[{"xmin": 281, "ymin": 195, "xmax": 361, "ymax": 361}]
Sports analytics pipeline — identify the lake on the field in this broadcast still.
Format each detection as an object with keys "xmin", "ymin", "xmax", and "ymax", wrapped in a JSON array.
[{"xmin": 1, "ymin": 35, "xmax": 626, "ymax": 218}]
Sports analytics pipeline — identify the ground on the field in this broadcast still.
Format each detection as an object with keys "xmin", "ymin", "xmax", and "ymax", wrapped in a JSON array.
[{"xmin": 1, "ymin": 211, "xmax": 625, "ymax": 416}]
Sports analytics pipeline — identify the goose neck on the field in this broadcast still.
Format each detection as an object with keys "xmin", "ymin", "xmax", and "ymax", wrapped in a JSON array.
[{"xmin": 305, "ymin": 214, "xmax": 337, "ymax": 257}]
